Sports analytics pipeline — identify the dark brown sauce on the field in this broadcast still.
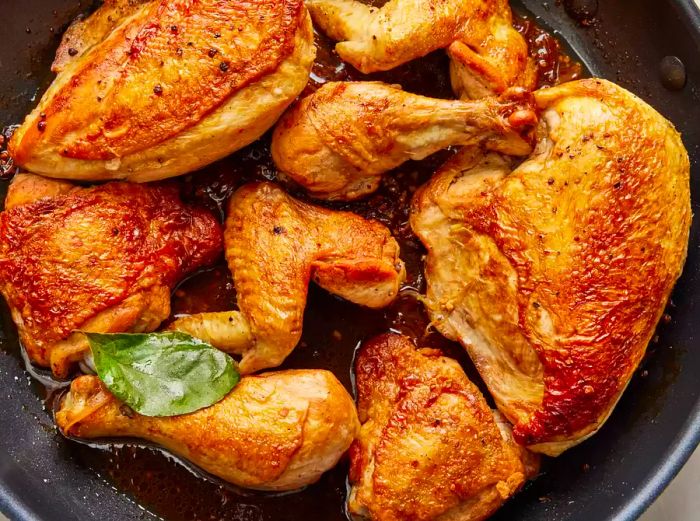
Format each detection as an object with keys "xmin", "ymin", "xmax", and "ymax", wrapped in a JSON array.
[
  {"xmin": 3, "ymin": 8, "xmax": 584, "ymax": 521},
  {"xmin": 513, "ymin": 14, "xmax": 583, "ymax": 88},
  {"xmin": 0, "ymin": 126, "xmax": 19, "ymax": 179}
]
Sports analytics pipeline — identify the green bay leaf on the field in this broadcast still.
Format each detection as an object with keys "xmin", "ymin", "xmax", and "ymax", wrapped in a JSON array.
[{"xmin": 86, "ymin": 331, "xmax": 239, "ymax": 417}]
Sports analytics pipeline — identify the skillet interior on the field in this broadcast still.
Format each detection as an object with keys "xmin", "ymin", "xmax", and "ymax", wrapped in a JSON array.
[{"xmin": 0, "ymin": 1, "xmax": 699, "ymax": 520}]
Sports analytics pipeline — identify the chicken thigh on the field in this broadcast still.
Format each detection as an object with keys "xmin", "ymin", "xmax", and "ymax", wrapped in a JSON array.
[
  {"xmin": 9, "ymin": 0, "xmax": 315, "ymax": 182},
  {"xmin": 349, "ymin": 334, "xmax": 538, "ymax": 521},
  {"xmin": 56, "ymin": 370, "xmax": 359, "ymax": 491},
  {"xmin": 271, "ymin": 82, "xmax": 537, "ymax": 200},
  {"xmin": 169, "ymin": 182, "xmax": 405, "ymax": 374},
  {"xmin": 0, "ymin": 174, "xmax": 222, "ymax": 378},
  {"xmin": 411, "ymin": 79, "xmax": 691, "ymax": 456},
  {"xmin": 306, "ymin": 0, "xmax": 534, "ymax": 98}
]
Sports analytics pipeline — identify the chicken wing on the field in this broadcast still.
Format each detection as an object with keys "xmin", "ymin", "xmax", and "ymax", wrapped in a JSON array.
[
  {"xmin": 9, "ymin": 0, "xmax": 315, "ymax": 182},
  {"xmin": 0, "ymin": 174, "xmax": 222, "ymax": 378},
  {"xmin": 56, "ymin": 370, "xmax": 359, "ymax": 491},
  {"xmin": 411, "ymin": 79, "xmax": 692, "ymax": 456},
  {"xmin": 271, "ymin": 81, "xmax": 537, "ymax": 200},
  {"xmin": 169, "ymin": 182, "xmax": 405, "ymax": 374},
  {"xmin": 306, "ymin": 0, "xmax": 534, "ymax": 98},
  {"xmin": 349, "ymin": 334, "xmax": 538, "ymax": 521}
]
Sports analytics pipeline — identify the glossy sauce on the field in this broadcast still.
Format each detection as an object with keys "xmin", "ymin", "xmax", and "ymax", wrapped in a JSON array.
[{"xmin": 4, "ymin": 8, "xmax": 582, "ymax": 521}]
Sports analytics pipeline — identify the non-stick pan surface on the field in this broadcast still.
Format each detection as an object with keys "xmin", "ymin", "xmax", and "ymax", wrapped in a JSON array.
[{"xmin": 0, "ymin": 1, "xmax": 699, "ymax": 520}]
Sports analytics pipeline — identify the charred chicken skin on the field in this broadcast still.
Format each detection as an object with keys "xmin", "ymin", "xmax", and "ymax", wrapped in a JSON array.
[
  {"xmin": 306, "ymin": 0, "xmax": 535, "ymax": 98},
  {"xmin": 411, "ymin": 79, "xmax": 692, "ymax": 456},
  {"xmin": 169, "ymin": 182, "xmax": 405, "ymax": 374},
  {"xmin": 349, "ymin": 334, "xmax": 538, "ymax": 521},
  {"xmin": 9, "ymin": 0, "xmax": 315, "ymax": 182},
  {"xmin": 56, "ymin": 370, "xmax": 360, "ymax": 491},
  {"xmin": 271, "ymin": 81, "xmax": 537, "ymax": 201},
  {"xmin": 0, "ymin": 174, "xmax": 222, "ymax": 378}
]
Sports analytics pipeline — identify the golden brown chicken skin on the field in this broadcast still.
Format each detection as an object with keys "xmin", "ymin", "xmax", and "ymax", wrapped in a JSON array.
[
  {"xmin": 306, "ymin": 0, "xmax": 535, "ymax": 98},
  {"xmin": 56, "ymin": 371, "xmax": 360, "ymax": 491},
  {"xmin": 9, "ymin": 0, "xmax": 315, "ymax": 182},
  {"xmin": 271, "ymin": 81, "xmax": 537, "ymax": 200},
  {"xmin": 349, "ymin": 334, "xmax": 538, "ymax": 521},
  {"xmin": 169, "ymin": 182, "xmax": 405, "ymax": 374},
  {"xmin": 411, "ymin": 79, "xmax": 692, "ymax": 456},
  {"xmin": 0, "ymin": 174, "xmax": 222, "ymax": 378}
]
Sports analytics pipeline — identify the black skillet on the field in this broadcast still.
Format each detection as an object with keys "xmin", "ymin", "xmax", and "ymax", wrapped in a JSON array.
[{"xmin": 1, "ymin": 1, "xmax": 699, "ymax": 520}]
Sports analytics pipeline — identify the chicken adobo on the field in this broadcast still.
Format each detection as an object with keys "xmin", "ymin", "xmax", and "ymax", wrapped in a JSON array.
[
  {"xmin": 0, "ymin": 0, "xmax": 693, "ymax": 520},
  {"xmin": 306, "ymin": 0, "xmax": 535, "ymax": 99},
  {"xmin": 272, "ymin": 81, "xmax": 537, "ymax": 200},
  {"xmin": 9, "ymin": 0, "xmax": 315, "ymax": 182},
  {"xmin": 411, "ymin": 79, "xmax": 691, "ymax": 456},
  {"xmin": 349, "ymin": 334, "xmax": 538, "ymax": 521},
  {"xmin": 169, "ymin": 182, "xmax": 405, "ymax": 373},
  {"xmin": 57, "ymin": 370, "xmax": 359, "ymax": 491},
  {"xmin": 0, "ymin": 174, "xmax": 222, "ymax": 378}
]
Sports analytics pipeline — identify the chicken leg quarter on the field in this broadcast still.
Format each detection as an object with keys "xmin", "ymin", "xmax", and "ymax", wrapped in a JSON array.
[
  {"xmin": 169, "ymin": 182, "xmax": 406, "ymax": 374},
  {"xmin": 411, "ymin": 79, "xmax": 691, "ymax": 456},
  {"xmin": 271, "ymin": 81, "xmax": 537, "ymax": 201}
]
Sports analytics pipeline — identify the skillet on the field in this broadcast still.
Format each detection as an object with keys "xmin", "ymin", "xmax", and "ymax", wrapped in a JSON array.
[{"xmin": 0, "ymin": 0, "xmax": 699, "ymax": 520}]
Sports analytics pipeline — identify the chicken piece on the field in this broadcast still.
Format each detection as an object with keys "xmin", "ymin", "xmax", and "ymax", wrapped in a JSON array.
[
  {"xmin": 306, "ymin": 0, "xmax": 535, "ymax": 99},
  {"xmin": 3, "ymin": 172, "xmax": 78, "ymax": 209},
  {"xmin": 169, "ymin": 182, "xmax": 405, "ymax": 374},
  {"xmin": 349, "ymin": 334, "xmax": 538, "ymax": 521},
  {"xmin": 411, "ymin": 79, "xmax": 692, "ymax": 456},
  {"xmin": 9, "ymin": 0, "xmax": 315, "ymax": 182},
  {"xmin": 51, "ymin": 0, "xmax": 151, "ymax": 74},
  {"xmin": 56, "ymin": 370, "xmax": 359, "ymax": 491},
  {"xmin": 0, "ymin": 174, "xmax": 222, "ymax": 378},
  {"xmin": 271, "ymin": 81, "xmax": 537, "ymax": 201}
]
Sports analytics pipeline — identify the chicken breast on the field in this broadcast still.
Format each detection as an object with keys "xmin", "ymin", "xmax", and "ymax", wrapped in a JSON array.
[
  {"xmin": 56, "ymin": 371, "xmax": 359, "ymax": 491},
  {"xmin": 306, "ymin": 0, "xmax": 534, "ymax": 98},
  {"xmin": 9, "ymin": 0, "xmax": 315, "ymax": 182},
  {"xmin": 349, "ymin": 334, "xmax": 538, "ymax": 521},
  {"xmin": 271, "ymin": 81, "xmax": 537, "ymax": 200},
  {"xmin": 169, "ymin": 182, "xmax": 405, "ymax": 374},
  {"xmin": 411, "ymin": 79, "xmax": 692, "ymax": 456},
  {"xmin": 0, "ymin": 174, "xmax": 222, "ymax": 378}
]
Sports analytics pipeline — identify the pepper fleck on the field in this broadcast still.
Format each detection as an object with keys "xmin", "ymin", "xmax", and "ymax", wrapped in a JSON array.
[
  {"xmin": 67, "ymin": 47, "xmax": 78, "ymax": 56},
  {"xmin": 153, "ymin": 84, "xmax": 163, "ymax": 95},
  {"xmin": 37, "ymin": 121, "xmax": 47, "ymax": 132},
  {"xmin": 219, "ymin": 61, "xmax": 229, "ymax": 72},
  {"xmin": 208, "ymin": 48, "xmax": 218, "ymax": 58}
]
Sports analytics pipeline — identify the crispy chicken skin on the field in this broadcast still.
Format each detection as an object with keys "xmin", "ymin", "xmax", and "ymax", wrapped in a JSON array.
[
  {"xmin": 9, "ymin": 0, "xmax": 315, "ymax": 182},
  {"xmin": 0, "ymin": 174, "xmax": 222, "ymax": 378},
  {"xmin": 56, "ymin": 371, "xmax": 360, "ymax": 491},
  {"xmin": 305, "ymin": 0, "xmax": 535, "ymax": 98},
  {"xmin": 349, "ymin": 334, "xmax": 538, "ymax": 521},
  {"xmin": 271, "ymin": 82, "xmax": 537, "ymax": 200},
  {"xmin": 411, "ymin": 79, "xmax": 692, "ymax": 456},
  {"xmin": 169, "ymin": 182, "xmax": 405, "ymax": 374}
]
